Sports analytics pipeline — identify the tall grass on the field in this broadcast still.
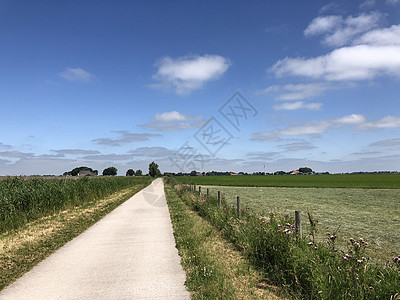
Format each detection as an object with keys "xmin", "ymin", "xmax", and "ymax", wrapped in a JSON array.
[
  {"xmin": 167, "ymin": 179, "xmax": 400, "ymax": 299},
  {"xmin": 0, "ymin": 176, "xmax": 151, "ymax": 233}
]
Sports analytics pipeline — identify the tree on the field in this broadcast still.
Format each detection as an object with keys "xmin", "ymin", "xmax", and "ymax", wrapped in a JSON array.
[
  {"xmin": 148, "ymin": 161, "xmax": 161, "ymax": 177},
  {"xmin": 103, "ymin": 166, "xmax": 117, "ymax": 176},
  {"xmin": 135, "ymin": 169, "xmax": 143, "ymax": 176},
  {"xmin": 126, "ymin": 169, "xmax": 135, "ymax": 176},
  {"xmin": 190, "ymin": 170, "xmax": 197, "ymax": 176},
  {"xmin": 299, "ymin": 167, "xmax": 313, "ymax": 174},
  {"xmin": 274, "ymin": 170, "xmax": 287, "ymax": 175},
  {"xmin": 64, "ymin": 166, "xmax": 97, "ymax": 176}
]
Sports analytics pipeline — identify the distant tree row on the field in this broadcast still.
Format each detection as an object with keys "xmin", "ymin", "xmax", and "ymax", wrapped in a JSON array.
[
  {"xmin": 125, "ymin": 169, "xmax": 143, "ymax": 176},
  {"xmin": 63, "ymin": 166, "xmax": 117, "ymax": 176},
  {"xmin": 63, "ymin": 166, "xmax": 98, "ymax": 176},
  {"xmin": 164, "ymin": 167, "xmax": 315, "ymax": 177},
  {"xmin": 103, "ymin": 167, "xmax": 117, "ymax": 176},
  {"xmin": 64, "ymin": 162, "xmax": 162, "ymax": 178},
  {"xmin": 126, "ymin": 162, "xmax": 160, "ymax": 177},
  {"xmin": 274, "ymin": 167, "xmax": 314, "ymax": 175}
]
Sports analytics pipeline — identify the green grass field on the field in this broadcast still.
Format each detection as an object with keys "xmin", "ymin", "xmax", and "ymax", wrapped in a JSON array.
[
  {"xmin": 175, "ymin": 174, "xmax": 400, "ymax": 188},
  {"xmin": 201, "ymin": 185, "xmax": 399, "ymax": 260},
  {"xmin": 168, "ymin": 179, "xmax": 400, "ymax": 299},
  {"xmin": 175, "ymin": 174, "xmax": 400, "ymax": 259}
]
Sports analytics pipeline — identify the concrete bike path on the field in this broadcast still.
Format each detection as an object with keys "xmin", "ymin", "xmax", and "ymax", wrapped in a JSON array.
[{"xmin": 0, "ymin": 178, "xmax": 190, "ymax": 300}]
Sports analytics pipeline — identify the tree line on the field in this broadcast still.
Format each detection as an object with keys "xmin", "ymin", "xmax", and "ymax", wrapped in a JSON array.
[
  {"xmin": 64, "ymin": 164, "xmax": 316, "ymax": 178},
  {"xmin": 63, "ymin": 161, "xmax": 161, "ymax": 177}
]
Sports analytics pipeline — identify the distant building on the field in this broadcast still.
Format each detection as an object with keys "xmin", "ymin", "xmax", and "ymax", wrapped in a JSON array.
[
  {"xmin": 290, "ymin": 170, "xmax": 300, "ymax": 175},
  {"xmin": 78, "ymin": 170, "xmax": 97, "ymax": 176},
  {"xmin": 230, "ymin": 173, "xmax": 239, "ymax": 176}
]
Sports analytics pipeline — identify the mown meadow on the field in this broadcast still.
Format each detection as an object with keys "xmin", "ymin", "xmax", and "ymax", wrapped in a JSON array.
[
  {"xmin": 201, "ymin": 185, "xmax": 400, "ymax": 261},
  {"xmin": 176, "ymin": 173, "xmax": 400, "ymax": 189},
  {"xmin": 175, "ymin": 174, "xmax": 400, "ymax": 260},
  {"xmin": 167, "ymin": 178, "xmax": 400, "ymax": 299}
]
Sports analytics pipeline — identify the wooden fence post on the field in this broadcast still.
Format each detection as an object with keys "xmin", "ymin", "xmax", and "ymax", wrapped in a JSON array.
[
  {"xmin": 194, "ymin": 185, "xmax": 196, "ymax": 192},
  {"xmin": 199, "ymin": 186, "xmax": 201, "ymax": 195},
  {"xmin": 295, "ymin": 211, "xmax": 302, "ymax": 239},
  {"xmin": 218, "ymin": 191, "xmax": 221, "ymax": 206},
  {"xmin": 237, "ymin": 196, "xmax": 241, "ymax": 217},
  {"xmin": 206, "ymin": 188, "xmax": 209, "ymax": 198}
]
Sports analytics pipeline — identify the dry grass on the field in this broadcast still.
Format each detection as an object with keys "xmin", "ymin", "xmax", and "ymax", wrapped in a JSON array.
[
  {"xmin": 205, "ymin": 223, "xmax": 283, "ymax": 299},
  {"xmin": 0, "ymin": 190, "xmax": 127, "ymax": 253}
]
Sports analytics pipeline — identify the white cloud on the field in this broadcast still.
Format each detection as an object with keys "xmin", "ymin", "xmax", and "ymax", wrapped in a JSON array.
[
  {"xmin": 319, "ymin": 3, "xmax": 343, "ymax": 14},
  {"xmin": 304, "ymin": 12, "xmax": 382, "ymax": 47},
  {"xmin": 51, "ymin": 149, "xmax": 101, "ymax": 155},
  {"xmin": 0, "ymin": 151, "xmax": 34, "ymax": 158},
  {"xmin": 129, "ymin": 147, "xmax": 175, "ymax": 157},
  {"xmin": 351, "ymin": 150, "xmax": 381, "ymax": 155},
  {"xmin": 154, "ymin": 111, "xmax": 200, "ymax": 122},
  {"xmin": 336, "ymin": 114, "xmax": 367, "ymax": 124},
  {"xmin": 142, "ymin": 111, "xmax": 205, "ymax": 131},
  {"xmin": 151, "ymin": 54, "xmax": 230, "ymax": 95},
  {"xmin": 386, "ymin": 0, "xmax": 400, "ymax": 5},
  {"xmin": 370, "ymin": 138, "xmax": 400, "ymax": 150},
  {"xmin": 247, "ymin": 151, "xmax": 280, "ymax": 160},
  {"xmin": 304, "ymin": 15, "xmax": 342, "ymax": 37},
  {"xmin": 141, "ymin": 120, "xmax": 204, "ymax": 131},
  {"xmin": 272, "ymin": 101, "xmax": 322, "ymax": 111},
  {"xmin": 271, "ymin": 44, "xmax": 400, "ymax": 81},
  {"xmin": 275, "ymin": 120, "xmax": 332, "ymax": 136},
  {"xmin": 357, "ymin": 115, "xmax": 400, "ymax": 130},
  {"xmin": 252, "ymin": 114, "xmax": 400, "ymax": 138},
  {"xmin": 58, "ymin": 67, "xmax": 94, "ymax": 82},
  {"xmin": 82, "ymin": 154, "xmax": 134, "ymax": 161},
  {"xmin": 256, "ymin": 85, "xmax": 280, "ymax": 95},
  {"xmin": 0, "ymin": 142, "xmax": 12, "ymax": 149},
  {"xmin": 355, "ymin": 24, "xmax": 400, "ymax": 46},
  {"xmin": 92, "ymin": 131, "xmax": 161, "ymax": 146},
  {"xmin": 279, "ymin": 140, "xmax": 317, "ymax": 152},
  {"xmin": 258, "ymin": 82, "xmax": 334, "ymax": 100},
  {"xmin": 360, "ymin": 0, "xmax": 376, "ymax": 9},
  {"xmin": 250, "ymin": 132, "xmax": 283, "ymax": 142}
]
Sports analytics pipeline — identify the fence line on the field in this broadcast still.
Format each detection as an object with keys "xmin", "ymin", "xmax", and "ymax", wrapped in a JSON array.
[{"xmin": 191, "ymin": 184, "xmax": 303, "ymax": 237}]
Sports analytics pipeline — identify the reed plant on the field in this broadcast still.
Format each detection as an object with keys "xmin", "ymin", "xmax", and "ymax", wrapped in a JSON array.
[{"xmin": 0, "ymin": 176, "xmax": 150, "ymax": 233}]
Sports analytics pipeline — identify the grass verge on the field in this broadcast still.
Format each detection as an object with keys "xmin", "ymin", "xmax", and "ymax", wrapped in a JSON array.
[
  {"xmin": 0, "ymin": 181, "xmax": 149, "ymax": 291},
  {"xmin": 165, "ymin": 181, "xmax": 285, "ymax": 299}
]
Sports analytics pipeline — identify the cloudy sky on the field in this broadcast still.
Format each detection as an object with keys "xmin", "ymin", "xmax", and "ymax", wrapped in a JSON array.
[{"xmin": 1, "ymin": 0, "xmax": 400, "ymax": 175}]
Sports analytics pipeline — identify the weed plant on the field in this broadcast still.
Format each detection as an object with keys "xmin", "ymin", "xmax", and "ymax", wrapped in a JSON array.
[{"xmin": 167, "ymin": 178, "xmax": 400, "ymax": 299}]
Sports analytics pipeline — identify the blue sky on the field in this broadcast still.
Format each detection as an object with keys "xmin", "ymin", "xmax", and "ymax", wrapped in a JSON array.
[{"xmin": 1, "ymin": 0, "xmax": 400, "ymax": 175}]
